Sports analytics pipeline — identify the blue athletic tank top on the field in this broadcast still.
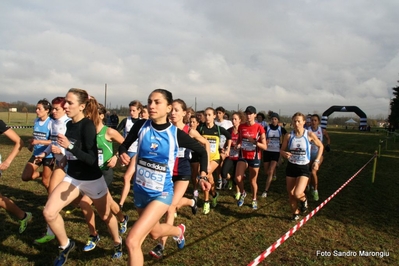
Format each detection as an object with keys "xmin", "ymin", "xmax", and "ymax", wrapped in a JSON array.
[
  {"xmin": 134, "ymin": 119, "xmax": 178, "ymax": 197},
  {"xmin": 32, "ymin": 117, "xmax": 52, "ymax": 157}
]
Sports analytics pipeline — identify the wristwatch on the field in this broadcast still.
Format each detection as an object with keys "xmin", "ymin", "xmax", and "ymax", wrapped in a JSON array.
[{"xmin": 67, "ymin": 143, "xmax": 74, "ymax": 151}]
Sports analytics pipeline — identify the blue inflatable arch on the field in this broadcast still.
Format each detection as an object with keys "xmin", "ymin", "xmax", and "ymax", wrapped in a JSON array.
[{"xmin": 321, "ymin": 106, "xmax": 367, "ymax": 129}]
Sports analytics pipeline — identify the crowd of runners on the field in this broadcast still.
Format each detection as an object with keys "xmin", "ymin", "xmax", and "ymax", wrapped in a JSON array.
[{"xmin": 0, "ymin": 88, "xmax": 330, "ymax": 266}]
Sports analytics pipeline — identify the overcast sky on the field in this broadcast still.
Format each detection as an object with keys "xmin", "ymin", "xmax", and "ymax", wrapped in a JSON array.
[{"xmin": 1, "ymin": 0, "xmax": 398, "ymax": 118}]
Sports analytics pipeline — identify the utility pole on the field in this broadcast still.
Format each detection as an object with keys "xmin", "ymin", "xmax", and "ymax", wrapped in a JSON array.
[
  {"xmin": 104, "ymin": 83, "xmax": 107, "ymax": 109},
  {"xmin": 195, "ymin": 97, "xmax": 197, "ymax": 112}
]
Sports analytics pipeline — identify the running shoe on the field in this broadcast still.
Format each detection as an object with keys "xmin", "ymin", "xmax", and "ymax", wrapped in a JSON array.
[
  {"xmin": 19, "ymin": 212, "xmax": 32, "ymax": 234},
  {"xmin": 222, "ymin": 178, "xmax": 228, "ymax": 189},
  {"xmin": 173, "ymin": 224, "xmax": 186, "ymax": 249},
  {"xmin": 272, "ymin": 175, "xmax": 277, "ymax": 181},
  {"xmin": 312, "ymin": 190, "xmax": 319, "ymax": 201},
  {"xmin": 234, "ymin": 192, "xmax": 241, "ymax": 201},
  {"xmin": 252, "ymin": 200, "xmax": 258, "ymax": 210},
  {"xmin": 228, "ymin": 179, "xmax": 233, "ymax": 190},
  {"xmin": 54, "ymin": 240, "xmax": 75, "ymax": 266},
  {"xmin": 149, "ymin": 243, "xmax": 164, "ymax": 259},
  {"xmin": 261, "ymin": 191, "xmax": 268, "ymax": 198},
  {"xmin": 119, "ymin": 215, "xmax": 129, "ymax": 234},
  {"xmin": 291, "ymin": 214, "xmax": 300, "ymax": 221},
  {"xmin": 191, "ymin": 197, "xmax": 198, "ymax": 215},
  {"xmin": 112, "ymin": 236, "xmax": 123, "ymax": 259},
  {"xmin": 83, "ymin": 234, "xmax": 100, "ymax": 252},
  {"xmin": 211, "ymin": 192, "xmax": 219, "ymax": 207},
  {"xmin": 237, "ymin": 193, "xmax": 246, "ymax": 207},
  {"xmin": 299, "ymin": 199, "xmax": 308, "ymax": 213},
  {"xmin": 203, "ymin": 202, "xmax": 210, "ymax": 215},
  {"xmin": 34, "ymin": 232, "xmax": 55, "ymax": 244},
  {"xmin": 216, "ymin": 178, "xmax": 222, "ymax": 190}
]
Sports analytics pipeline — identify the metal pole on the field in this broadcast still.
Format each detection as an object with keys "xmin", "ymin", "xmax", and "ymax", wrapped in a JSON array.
[
  {"xmin": 372, "ymin": 151, "xmax": 378, "ymax": 183},
  {"xmin": 104, "ymin": 83, "xmax": 107, "ymax": 108}
]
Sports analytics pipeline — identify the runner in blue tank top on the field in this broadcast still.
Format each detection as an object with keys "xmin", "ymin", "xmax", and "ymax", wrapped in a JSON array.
[
  {"xmin": 149, "ymin": 98, "xmax": 211, "ymax": 259},
  {"xmin": 118, "ymin": 89, "xmax": 210, "ymax": 266},
  {"xmin": 280, "ymin": 112, "xmax": 323, "ymax": 221},
  {"xmin": 21, "ymin": 98, "xmax": 53, "ymax": 190}
]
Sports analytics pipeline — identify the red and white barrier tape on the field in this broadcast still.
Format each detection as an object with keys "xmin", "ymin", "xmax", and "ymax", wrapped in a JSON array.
[
  {"xmin": 247, "ymin": 154, "xmax": 377, "ymax": 266},
  {"xmin": 9, "ymin": 125, "xmax": 34, "ymax": 129}
]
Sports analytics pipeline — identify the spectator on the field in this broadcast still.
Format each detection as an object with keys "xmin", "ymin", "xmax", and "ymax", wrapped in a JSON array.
[{"xmin": 110, "ymin": 111, "xmax": 119, "ymax": 129}]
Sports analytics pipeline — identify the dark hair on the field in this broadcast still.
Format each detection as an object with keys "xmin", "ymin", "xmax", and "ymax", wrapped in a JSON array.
[
  {"xmin": 98, "ymin": 103, "xmax": 107, "ymax": 115},
  {"xmin": 205, "ymin": 107, "xmax": 215, "ymax": 115},
  {"xmin": 311, "ymin": 114, "xmax": 320, "ymax": 122},
  {"xmin": 190, "ymin": 115, "xmax": 200, "ymax": 123},
  {"xmin": 51, "ymin": 97, "xmax": 66, "ymax": 108},
  {"xmin": 37, "ymin": 98, "xmax": 52, "ymax": 112},
  {"xmin": 151, "ymin": 89, "xmax": 173, "ymax": 105},
  {"xmin": 68, "ymin": 88, "xmax": 89, "ymax": 105},
  {"xmin": 128, "ymin": 100, "xmax": 143, "ymax": 112},
  {"xmin": 173, "ymin": 99, "xmax": 188, "ymax": 112},
  {"xmin": 215, "ymin": 106, "xmax": 226, "ymax": 113},
  {"xmin": 257, "ymin": 112, "xmax": 265, "ymax": 120}
]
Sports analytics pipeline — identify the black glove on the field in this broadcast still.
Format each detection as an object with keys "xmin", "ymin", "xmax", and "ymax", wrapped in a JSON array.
[{"xmin": 325, "ymin": 144, "xmax": 331, "ymax": 152}]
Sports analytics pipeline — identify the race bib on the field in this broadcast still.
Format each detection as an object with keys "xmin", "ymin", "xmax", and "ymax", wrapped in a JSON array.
[
  {"xmin": 135, "ymin": 158, "xmax": 167, "ymax": 192},
  {"xmin": 242, "ymin": 138, "xmax": 256, "ymax": 151},
  {"xmin": 177, "ymin": 147, "xmax": 186, "ymax": 158},
  {"xmin": 98, "ymin": 149, "xmax": 104, "ymax": 167}
]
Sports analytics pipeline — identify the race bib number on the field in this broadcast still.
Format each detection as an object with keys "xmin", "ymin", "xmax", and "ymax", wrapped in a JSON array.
[
  {"xmin": 135, "ymin": 158, "xmax": 167, "ymax": 192},
  {"xmin": 98, "ymin": 149, "xmax": 104, "ymax": 167},
  {"xmin": 177, "ymin": 147, "xmax": 186, "ymax": 158},
  {"xmin": 208, "ymin": 138, "xmax": 217, "ymax": 153},
  {"xmin": 242, "ymin": 138, "xmax": 256, "ymax": 151},
  {"xmin": 229, "ymin": 148, "xmax": 239, "ymax": 158}
]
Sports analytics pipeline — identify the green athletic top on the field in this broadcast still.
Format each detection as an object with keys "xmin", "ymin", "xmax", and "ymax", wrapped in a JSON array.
[{"xmin": 97, "ymin": 126, "xmax": 113, "ymax": 170}]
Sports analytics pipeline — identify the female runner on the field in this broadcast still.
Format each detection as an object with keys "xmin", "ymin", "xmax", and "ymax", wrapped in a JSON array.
[
  {"xmin": 261, "ymin": 112, "xmax": 286, "ymax": 198},
  {"xmin": 197, "ymin": 107, "xmax": 231, "ymax": 214},
  {"xmin": 34, "ymin": 97, "xmax": 71, "ymax": 244},
  {"xmin": 149, "ymin": 98, "xmax": 210, "ymax": 259},
  {"xmin": 308, "ymin": 114, "xmax": 330, "ymax": 201},
  {"xmin": 21, "ymin": 98, "xmax": 53, "ymax": 190},
  {"xmin": 43, "ymin": 88, "xmax": 122, "ymax": 265},
  {"xmin": 280, "ymin": 112, "xmax": 323, "ymax": 221},
  {"xmin": 0, "ymin": 120, "xmax": 32, "ymax": 233},
  {"xmin": 118, "ymin": 89, "xmax": 210, "ymax": 266},
  {"xmin": 235, "ymin": 106, "xmax": 267, "ymax": 210},
  {"xmin": 220, "ymin": 111, "xmax": 245, "ymax": 198},
  {"xmin": 79, "ymin": 101, "xmax": 129, "ymax": 252}
]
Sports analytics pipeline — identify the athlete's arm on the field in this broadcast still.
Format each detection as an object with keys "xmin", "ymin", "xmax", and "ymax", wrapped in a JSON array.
[
  {"xmin": 308, "ymin": 131, "xmax": 324, "ymax": 170},
  {"xmin": 118, "ymin": 119, "xmax": 146, "ymax": 165},
  {"xmin": 178, "ymin": 129, "xmax": 208, "ymax": 176},
  {"xmin": 0, "ymin": 125, "xmax": 23, "ymax": 171},
  {"xmin": 189, "ymin": 129, "xmax": 211, "ymax": 168},
  {"xmin": 280, "ymin": 133, "xmax": 292, "ymax": 159},
  {"xmin": 116, "ymin": 118, "xmax": 127, "ymax": 133},
  {"xmin": 60, "ymin": 120, "xmax": 98, "ymax": 165}
]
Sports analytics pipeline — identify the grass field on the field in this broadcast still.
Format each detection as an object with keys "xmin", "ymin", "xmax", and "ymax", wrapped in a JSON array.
[{"xmin": 0, "ymin": 116, "xmax": 398, "ymax": 265}]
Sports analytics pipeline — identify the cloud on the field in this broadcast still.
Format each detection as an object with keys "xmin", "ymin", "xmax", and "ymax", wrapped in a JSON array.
[{"xmin": 1, "ymin": 0, "xmax": 398, "ymax": 118}]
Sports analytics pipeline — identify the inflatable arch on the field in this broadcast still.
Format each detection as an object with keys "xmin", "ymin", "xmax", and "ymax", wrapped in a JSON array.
[{"xmin": 321, "ymin": 106, "xmax": 367, "ymax": 129}]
